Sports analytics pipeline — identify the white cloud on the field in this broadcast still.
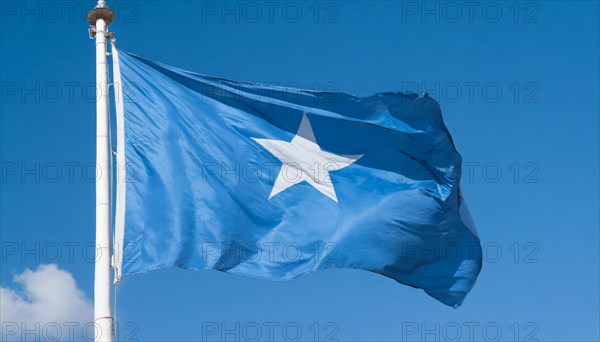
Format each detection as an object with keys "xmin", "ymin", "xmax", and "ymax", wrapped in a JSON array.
[{"xmin": 1, "ymin": 264, "xmax": 93, "ymax": 341}]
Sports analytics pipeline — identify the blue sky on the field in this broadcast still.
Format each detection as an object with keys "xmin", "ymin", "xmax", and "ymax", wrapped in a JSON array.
[{"xmin": 1, "ymin": 1, "xmax": 599, "ymax": 341}]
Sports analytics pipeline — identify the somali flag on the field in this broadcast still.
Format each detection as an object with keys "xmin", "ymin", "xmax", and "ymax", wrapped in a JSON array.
[{"xmin": 111, "ymin": 48, "xmax": 482, "ymax": 307}]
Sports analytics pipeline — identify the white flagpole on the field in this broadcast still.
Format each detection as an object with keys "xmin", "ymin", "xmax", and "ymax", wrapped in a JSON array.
[{"xmin": 87, "ymin": 1, "xmax": 115, "ymax": 341}]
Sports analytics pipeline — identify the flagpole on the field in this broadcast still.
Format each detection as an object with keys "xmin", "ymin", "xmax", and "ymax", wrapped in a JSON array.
[{"xmin": 87, "ymin": 1, "xmax": 115, "ymax": 341}]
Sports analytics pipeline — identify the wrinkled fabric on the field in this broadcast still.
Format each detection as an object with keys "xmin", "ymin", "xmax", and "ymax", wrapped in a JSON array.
[{"xmin": 117, "ymin": 51, "xmax": 482, "ymax": 307}]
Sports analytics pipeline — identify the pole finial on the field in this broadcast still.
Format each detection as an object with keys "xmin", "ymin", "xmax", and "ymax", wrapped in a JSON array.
[{"xmin": 87, "ymin": 0, "xmax": 115, "ymax": 26}]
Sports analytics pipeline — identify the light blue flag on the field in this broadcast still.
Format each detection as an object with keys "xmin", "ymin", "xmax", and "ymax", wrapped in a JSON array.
[{"xmin": 112, "ymin": 50, "xmax": 482, "ymax": 307}]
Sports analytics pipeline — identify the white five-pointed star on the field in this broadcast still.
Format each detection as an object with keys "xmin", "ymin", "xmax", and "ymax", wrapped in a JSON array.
[{"xmin": 252, "ymin": 113, "xmax": 363, "ymax": 203}]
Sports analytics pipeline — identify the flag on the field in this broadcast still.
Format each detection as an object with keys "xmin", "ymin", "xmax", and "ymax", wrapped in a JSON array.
[{"xmin": 112, "ymin": 50, "xmax": 482, "ymax": 307}]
